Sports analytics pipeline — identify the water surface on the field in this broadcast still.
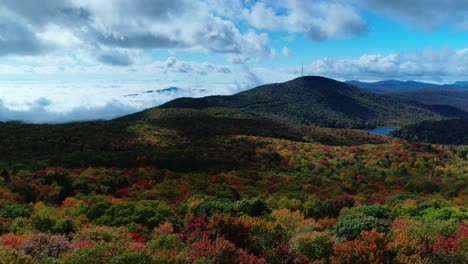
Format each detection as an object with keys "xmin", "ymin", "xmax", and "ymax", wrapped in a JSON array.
[{"xmin": 366, "ymin": 127, "xmax": 398, "ymax": 135}]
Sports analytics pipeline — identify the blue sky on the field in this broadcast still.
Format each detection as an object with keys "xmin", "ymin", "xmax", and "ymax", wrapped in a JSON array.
[{"xmin": 1, "ymin": 0, "xmax": 468, "ymax": 122}]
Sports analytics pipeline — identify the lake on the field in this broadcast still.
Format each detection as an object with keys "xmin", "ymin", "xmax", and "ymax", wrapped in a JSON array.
[{"xmin": 366, "ymin": 127, "xmax": 398, "ymax": 135}]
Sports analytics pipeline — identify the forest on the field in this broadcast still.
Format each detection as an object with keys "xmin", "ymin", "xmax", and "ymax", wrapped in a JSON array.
[{"xmin": 0, "ymin": 110, "xmax": 466, "ymax": 263}]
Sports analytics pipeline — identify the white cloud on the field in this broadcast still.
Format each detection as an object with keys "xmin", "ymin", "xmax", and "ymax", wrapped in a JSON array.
[
  {"xmin": 282, "ymin": 46, "xmax": 293, "ymax": 57},
  {"xmin": 243, "ymin": 0, "xmax": 367, "ymax": 41},
  {"xmin": 290, "ymin": 47, "xmax": 468, "ymax": 82},
  {"xmin": 360, "ymin": 0, "xmax": 468, "ymax": 31},
  {"xmin": 0, "ymin": 0, "xmax": 273, "ymax": 64}
]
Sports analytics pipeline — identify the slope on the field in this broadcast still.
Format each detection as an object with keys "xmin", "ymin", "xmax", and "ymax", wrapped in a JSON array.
[
  {"xmin": 388, "ymin": 88, "xmax": 468, "ymax": 111},
  {"xmin": 131, "ymin": 76, "xmax": 459, "ymax": 128}
]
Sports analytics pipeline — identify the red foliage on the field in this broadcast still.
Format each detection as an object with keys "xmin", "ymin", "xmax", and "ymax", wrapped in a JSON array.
[
  {"xmin": 115, "ymin": 187, "xmax": 132, "ymax": 198},
  {"xmin": 0, "ymin": 234, "xmax": 29, "ymax": 249},
  {"xmin": 208, "ymin": 176, "xmax": 218, "ymax": 184},
  {"xmin": 331, "ymin": 229, "xmax": 391, "ymax": 264},
  {"xmin": 128, "ymin": 242, "xmax": 148, "ymax": 251},
  {"xmin": 72, "ymin": 240, "xmax": 97, "ymax": 250},
  {"xmin": 188, "ymin": 235, "xmax": 265, "ymax": 264},
  {"xmin": 130, "ymin": 232, "xmax": 147, "ymax": 243}
]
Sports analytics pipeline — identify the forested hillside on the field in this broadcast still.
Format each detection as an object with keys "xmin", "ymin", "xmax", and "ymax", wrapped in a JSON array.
[
  {"xmin": 150, "ymin": 76, "xmax": 455, "ymax": 129},
  {"xmin": 392, "ymin": 118, "xmax": 468, "ymax": 145},
  {"xmin": 389, "ymin": 88, "xmax": 468, "ymax": 111},
  {"xmin": 0, "ymin": 108, "xmax": 466, "ymax": 263}
]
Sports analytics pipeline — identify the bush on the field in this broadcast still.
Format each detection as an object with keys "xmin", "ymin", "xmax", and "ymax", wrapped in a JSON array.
[
  {"xmin": 8, "ymin": 217, "xmax": 29, "ymax": 234},
  {"xmin": 233, "ymin": 198, "xmax": 271, "ymax": 217},
  {"xmin": 59, "ymin": 243, "xmax": 115, "ymax": 264},
  {"xmin": 264, "ymin": 245, "xmax": 310, "ymax": 264},
  {"xmin": 73, "ymin": 225, "xmax": 130, "ymax": 245},
  {"xmin": 331, "ymin": 229, "xmax": 391, "ymax": 264},
  {"xmin": 334, "ymin": 213, "xmax": 389, "ymax": 242},
  {"xmin": 147, "ymin": 234, "xmax": 181, "ymax": 252},
  {"xmin": 290, "ymin": 231, "xmax": 334, "ymax": 261},
  {"xmin": 22, "ymin": 233, "xmax": 70, "ymax": 260},
  {"xmin": 0, "ymin": 246, "xmax": 37, "ymax": 264},
  {"xmin": 193, "ymin": 198, "xmax": 234, "ymax": 216},
  {"xmin": 31, "ymin": 216, "xmax": 56, "ymax": 233},
  {"xmin": 95, "ymin": 200, "xmax": 182, "ymax": 232},
  {"xmin": 334, "ymin": 205, "xmax": 391, "ymax": 242},
  {"xmin": 0, "ymin": 203, "xmax": 31, "ymax": 219},
  {"xmin": 188, "ymin": 235, "xmax": 265, "ymax": 264},
  {"xmin": 54, "ymin": 219, "xmax": 79, "ymax": 234},
  {"xmin": 85, "ymin": 201, "xmax": 111, "ymax": 221}
]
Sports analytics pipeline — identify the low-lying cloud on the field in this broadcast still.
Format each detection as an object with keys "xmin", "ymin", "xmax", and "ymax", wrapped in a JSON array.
[{"xmin": 0, "ymin": 98, "xmax": 138, "ymax": 124}]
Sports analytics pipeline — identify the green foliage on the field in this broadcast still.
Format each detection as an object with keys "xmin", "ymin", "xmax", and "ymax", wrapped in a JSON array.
[
  {"xmin": 290, "ymin": 232, "xmax": 334, "ymax": 261},
  {"xmin": 157, "ymin": 76, "xmax": 445, "ymax": 128},
  {"xmin": 334, "ymin": 206, "xmax": 391, "ymax": 242},
  {"xmin": 73, "ymin": 226, "xmax": 130, "ymax": 244},
  {"xmin": 0, "ymin": 246, "xmax": 38, "ymax": 264},
  {"xmin": 392, "ymin": 117, "xmax": 468, "ymax": 145},
  {"xmin": 233, "ymin": 198, "xmax": 271, "ymax": 217},
  {"xmin": 31, "ymin": 215, "xmax": 56, "ymax": 233},
  {"xmin": 147, "ymin": 234, "xmax": 180, "ymax": 252},
  {"xmin": 0, "ymin": 203, "xmax": 31, "ymax": 218},
  {"xmin": 85, "ymin": 201, "xmax": 112, "ymax": 221},
  {"xmin": 95, "ymin": 200, "xmax": 182, "ymax": 231}
]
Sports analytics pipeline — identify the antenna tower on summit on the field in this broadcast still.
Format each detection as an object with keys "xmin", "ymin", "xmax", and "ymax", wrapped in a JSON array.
[{"xmin": 301, "ymin": 61, "xmax": 303, "ymax": 77}]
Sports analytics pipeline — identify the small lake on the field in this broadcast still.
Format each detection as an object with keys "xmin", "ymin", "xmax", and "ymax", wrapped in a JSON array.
[{"xmin": 366, "ymin": 127, "xmax": 398, "ymax": 135}]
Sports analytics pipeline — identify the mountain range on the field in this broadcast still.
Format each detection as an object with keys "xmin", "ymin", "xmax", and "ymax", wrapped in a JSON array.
[
  {"xmin": 346, "ymin": 79, "xmax": 468, "ymax": 93},
  {"xmin": 125, "ymin": 76, "xmax": 466, "ymax": 129}
]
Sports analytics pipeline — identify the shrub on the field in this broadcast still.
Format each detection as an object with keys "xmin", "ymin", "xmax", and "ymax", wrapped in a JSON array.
[
  {"xmin": 31, "ymin": 215, "xmax": 56, "ymax": 233},
  {"xmin": 147, "ymin": 234, "xmax": 181, "ymax": 252},
  {"xmin": 0, "ymin": 246, "xmax": 37, "ymax": 264},
  {"xmin": 59, "ymin": 243, "xmax": 115, "ymax": 264},
  {"xmin": 73, "ymin": 225, "xmax": 130, "ymax": 245},
  {"xmin": 95, "ymin": 200, "xmax": 182, "ymax": 232},
  {"xmin": 264, "ymin": 245, "xmax": 310, "ymax": 264},
  {"xmin": 334, "ymin": 205, "xmax": 391, "ymax": 242},
  {"xmin": 85, "ymin": 201, "xmax": 111, "ymax": 221},
  {"xmin": 0, "ymin": 233, "xmax": 30, "ymax": 250},
  {"xmin": 290, "ymin": 231, "xmax": 334, "ymax": 261},
  {"xmin": 245, "ymin": 217, "xmax": 287, "ymax": 253},
  {"xmin": 54, "ymin": 219, "xmax": 79, "ymax": 234},
  {"xmin": 334, "ymin": 213, "xmax": 389, "ymax": 242},
  {"xmin": 387, "ymin": 231, "xmax": 427, "ymax": 264},
  {"xmin": 0, "ymin": 203, "xmax": 31, "ymax": 218},
  {"xmin": 188, "ymin": 235, "xmax": 265, "ymax": 264},
  {"xmin": 331, "ymin": 229, "xmax": 391, "ymax": 264},
  {"xmin": 233, "ymin": 198, "xmax": 271, "ymax": 217},
  {"xmin": 8, "ymin": 217, "xmax": 29, "ymax": 234},
  {"xmin": 22, "ymin": 233, "xmax": 70, "ymax": 260}
]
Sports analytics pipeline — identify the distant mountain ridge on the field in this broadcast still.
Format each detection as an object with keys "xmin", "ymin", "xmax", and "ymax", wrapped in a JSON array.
[
  {"xmin": 389, "ymin": 88, "xmax": 468, "ymax": 111},
  {"xmin": 347, "ymin": 80, "xmax": 468, "ymax": 93},
  {"xmin": 125, "ymin": 76, "xmax": 467, "ymax": 129}
]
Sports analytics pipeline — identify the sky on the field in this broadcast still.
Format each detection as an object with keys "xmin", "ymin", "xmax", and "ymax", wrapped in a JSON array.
[{"xmin": 1, "ymin": 0, "xmax": 468, "ymax": 123}]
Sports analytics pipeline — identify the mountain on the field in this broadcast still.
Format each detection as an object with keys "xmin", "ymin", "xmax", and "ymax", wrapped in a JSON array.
[
  {"xmin": 128, "ymin": 76, "xmax": 464, "ymax": 129},
  {"xmin": 346, "ymin": 80, "xmax": 439, "ymax": 93},
  {"xmin": 388, "ymin": 88, "xmax": 468, "ymax": 111},
  {"xmin": 347, "ymin": 80, "xmax": 468, "ymax": 93},
  {"xmin": 391, "ymin": 117, "xmax": 468, "ymax": 145}
]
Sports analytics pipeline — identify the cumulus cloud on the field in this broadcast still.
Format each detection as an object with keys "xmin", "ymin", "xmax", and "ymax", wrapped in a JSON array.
[
  {"xmin": 302, "ymin": 47, "xmax": 468, "ymax": 81},
  {"xmin": 361, "ymin": 0, "xmax": 468, "ymax": 30},
  {"xmin": 243, "ymin": 0, "xmax": 367, "ymax": 41},
  {"xmin": 0, "ymin": 0, "xmax": 273, "ymax": 64}
]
